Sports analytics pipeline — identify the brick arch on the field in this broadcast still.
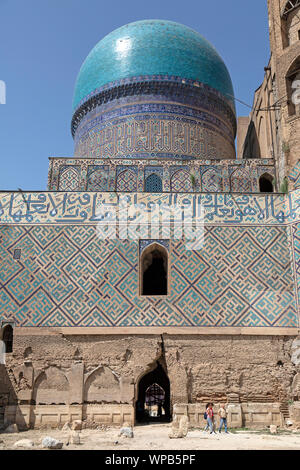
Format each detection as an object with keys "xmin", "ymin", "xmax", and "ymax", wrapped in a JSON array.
[
  {"xmin": 33, "ymin": 367, "xmax": 69, "ymax": 405},
  {"xmin": 259, "ymin": 172, "xmax": 274, "ymax": 193},
  {"xmin": 282, "ymin": 0, "xmax": 300, "ymax": 17},
  {"xmin": 286, "ymin": 56, "xmax": 300, "ymax": 115},
  {"xmin": 84, "ymin": 366, "xmax": 121, "ymax": 403},
  {"xmin": 140, "ymin": 242, "xmax": 168, "ymax": 296}
]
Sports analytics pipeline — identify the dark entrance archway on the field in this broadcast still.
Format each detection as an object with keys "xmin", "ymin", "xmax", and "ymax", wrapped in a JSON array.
[
  {"xmin": 136, "ymin": 362, "xmax": 171, "ymax": 423},
  {"xmin": 259, "ymin": 173, "xmax": 274, "ymax": 193},
  {"xmin": 2, "ymin": 325, "xmax": 13, "ymax": 353}
]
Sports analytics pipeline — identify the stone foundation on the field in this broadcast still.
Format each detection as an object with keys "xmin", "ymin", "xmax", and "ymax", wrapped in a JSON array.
[{"xmin": 174, "ymin": 403, "xmax": 283, "ymax": 429}]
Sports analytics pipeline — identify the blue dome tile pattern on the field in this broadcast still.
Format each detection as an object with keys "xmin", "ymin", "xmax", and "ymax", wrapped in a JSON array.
[{"xmin": 73, "ymin": 20, "xmax": 235, "ymax": 111}]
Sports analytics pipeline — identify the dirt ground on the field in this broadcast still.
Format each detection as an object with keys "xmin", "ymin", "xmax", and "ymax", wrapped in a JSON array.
[{"xmin": 1, "ymin": 424, "xmax": 300, "ymax": 450}]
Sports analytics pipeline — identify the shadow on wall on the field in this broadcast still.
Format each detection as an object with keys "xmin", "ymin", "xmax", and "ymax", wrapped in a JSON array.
[
  {"xmin": 0, "ymin": 365, "xmax": 27, "ymax": 431},
  {"xmin": 242, "ymin": 121, "xmax": 261, "ymax": 159}
]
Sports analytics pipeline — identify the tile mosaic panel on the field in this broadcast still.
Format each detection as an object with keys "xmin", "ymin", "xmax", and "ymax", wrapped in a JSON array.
[{"xmin": 0, "ymin": 225, "xmax": 297, "ymax": 328}]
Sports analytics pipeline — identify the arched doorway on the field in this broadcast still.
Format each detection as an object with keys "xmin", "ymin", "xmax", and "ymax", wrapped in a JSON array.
[
  {"xmin": 136, "ymin": 362, "xmax": 171, "ymax": 423},
  {"xmin": 141, "ymin": 243, "xmax": 168, "ymax": 296},
  {"xmin": 286, "ymin": 56, "xmax": 300, "ymax": 116}
]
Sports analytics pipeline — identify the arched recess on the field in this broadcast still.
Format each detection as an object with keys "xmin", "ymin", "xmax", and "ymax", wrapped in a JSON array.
[
  {"xmin": 87, "ymin": 168, "xmax": 108, "ymax": 191},
  {"xmin": 116, "ymin": 169, "xmax": 137, "ymax": 192},
  {"xmin": 170, "ymin": 169, "xmax": 193, "ymax": 192},
  {"xmin": 136, "ymin": 361, "xmax": 171, "ymax": 423},
  {"xmin": 32, "ymin": 367, "xmax": 69, "ymax": 405},
  {"xmin": 58, "ymin": 166, "xmax": 80, "ymax": 191},
  {"xmin": 230, "ymin": 168, "xmax": 251, "ymax": 193},
  {"xmin": 281, "ymin": 1, "xmax": 300, "ymax": 48},
  {"xmin": 2, "ymin": 325, "xmax": 13, "ymax": 353},
  {"xmin": 242, "ymin": 121, "xmax": 261, "ymax": 158},
  {"xmin": 140, "ymin": 243, "xmax": 168, "ymax": 296},
  {"xmin": 84, "ymin": 366, "xmax": 121, "ymax": 403},
  {"xmin": 259, "ymin": 173, "xmax": 274, "ymax": 193},
  {"xmin": 286, "ymin": 56, "xmax": 300, "ymax": 116},
  {"xmin": 145, "ymin": 173, "xmax": 163, "ymax": 192},
  {"xmin": 201, "ymin": 168, "xmax": 222, "ymax": 192}
]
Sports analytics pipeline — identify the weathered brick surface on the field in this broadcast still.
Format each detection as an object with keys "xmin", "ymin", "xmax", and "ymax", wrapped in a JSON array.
[{"xmin": 1, "ymin": 332, "xmax": 300, "ymax": 428}]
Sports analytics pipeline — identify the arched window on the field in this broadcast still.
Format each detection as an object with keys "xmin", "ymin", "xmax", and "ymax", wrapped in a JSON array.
[
  {"xmin": 2, "ymin": 325, "xmax": 13, "ymax": 353},
  {"xmin": 145, "ymin": 174, "xmax": 163, "ymax": 192},
  {"xmin": 283, "ymin": 0, "xmax": 300, "ymax": 17},
  {"xmin": 58, "ymin": 166, "xmax": 80, "ymax": 191},
  {"xmin": 286, "ymin": 57, "xmax": 300, "ymax": 116},
  {"xmin": 259, "ymin": 173, "xmax": 274, "ymax": 193},
  {"xmin": 145, "ymin": 383, "xmax": 165, "ymax": 408},
  {"xmin": 141, "ymin": 243, "xmax": 168, "ymax": 296},
  {"xmin": 281, "ymin": 1, "xmax": 300, "ymax": 48}
]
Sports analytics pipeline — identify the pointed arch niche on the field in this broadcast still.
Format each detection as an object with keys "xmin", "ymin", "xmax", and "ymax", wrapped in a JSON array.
[
  {"xmin": 259, "ymin": 173, "xmax": 274, "ymax": 193},
  {"xmin": 140, "ymin": 242, "xmax": 169, "ymax": 296}
]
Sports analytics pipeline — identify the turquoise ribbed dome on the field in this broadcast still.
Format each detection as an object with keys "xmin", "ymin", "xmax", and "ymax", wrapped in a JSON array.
[{"xmin": 72, "ymin": 20, "xmax": 235, "ymax": 111}]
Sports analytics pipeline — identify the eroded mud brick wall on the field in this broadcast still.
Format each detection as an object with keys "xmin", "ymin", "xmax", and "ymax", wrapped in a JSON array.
[{"xmin": 4, "ymin": 333, "xmax": 300, "ymax": 408}]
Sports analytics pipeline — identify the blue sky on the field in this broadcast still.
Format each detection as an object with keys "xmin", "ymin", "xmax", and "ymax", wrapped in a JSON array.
[{"xmin": 0, "ymin": 0, "xmax": 270, "ymax": 190}]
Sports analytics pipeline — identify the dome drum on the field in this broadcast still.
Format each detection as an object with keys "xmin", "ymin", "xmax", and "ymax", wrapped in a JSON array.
[{"xmin": 71, "ymin": 20, "xmax": 237, "ymax": 160}]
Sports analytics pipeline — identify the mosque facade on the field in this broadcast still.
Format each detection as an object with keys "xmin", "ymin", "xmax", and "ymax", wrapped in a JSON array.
[{"xmin": 1, "ymin": 3, "xmax": 300, "ymax": 430}]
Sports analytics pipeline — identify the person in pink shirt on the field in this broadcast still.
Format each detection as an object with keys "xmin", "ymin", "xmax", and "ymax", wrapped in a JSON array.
[{"xmin": 206, "ymin": 403, "xmax": 216, "ymax": 434}]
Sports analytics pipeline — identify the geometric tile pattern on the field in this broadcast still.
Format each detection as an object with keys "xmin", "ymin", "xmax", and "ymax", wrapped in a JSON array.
[
  {"xmin": 58, "ymin": 166, "xmax": 80, "ymax": 191},
  {"xmin": 292, "ymin": 222, "xmax": 300, "ymax": 309},
  {"xmin": 116, "ymin": 169, "xmax": 137, "ymax": 192},
  {"xmin": 201, "ymin": 168, "xmax": 222, "ymax": 192},
  {"xmin": 230, "ymin": 168, "xmax": 252, "ymax": 193},
  {"xmin": 87, "ymin": 166, "xmax": 109, "ymax": 191},
  {"xmin": 289, "ymin": 161, "xmax": 300, "ymax": 189},
  {"xmin": 0, "ymin": 225, "xmax": 297, "ymax": 328},
  {"xmin": 171, "ymin": 169, "xmax": 193, "ymax": 192},
  {"xmin": 49, "ymin": 157, "xmax": 276, "ymax": 194}
]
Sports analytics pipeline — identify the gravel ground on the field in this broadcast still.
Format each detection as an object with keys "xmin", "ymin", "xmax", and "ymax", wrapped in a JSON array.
[{"xmin": 1, "ymin": 424, "xmax": 300, "ymax": 450}]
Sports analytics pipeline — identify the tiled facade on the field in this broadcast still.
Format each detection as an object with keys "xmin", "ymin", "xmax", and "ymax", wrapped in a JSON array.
[
  {"xmin": 0, "ymin": 190, "xmax": 299, "ymax": 329},
  {"xmin": 73, "ymin": 97, "xmax": 236, "ymax": 160},
  {"xmin": 1, "ymin": 18, "xmax": 300, "ymax": 430},
  {"xmin": 48, "ymin": 157, "xmax": 276, "ymax": 193},
  {"xmin": 0, "ymin": 223, "xmax": 297, "ymax": 329}
]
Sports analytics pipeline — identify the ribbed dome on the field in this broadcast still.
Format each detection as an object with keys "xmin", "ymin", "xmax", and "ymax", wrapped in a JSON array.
[{"xmin": 72, "ymin": 19, "xmax": 235, "ymax": 112}]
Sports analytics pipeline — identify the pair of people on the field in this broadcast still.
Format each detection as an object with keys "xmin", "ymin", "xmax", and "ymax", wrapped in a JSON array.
[{"xmin": 204, "ymin": 403, "xmax": 228, "ymax": 434}]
